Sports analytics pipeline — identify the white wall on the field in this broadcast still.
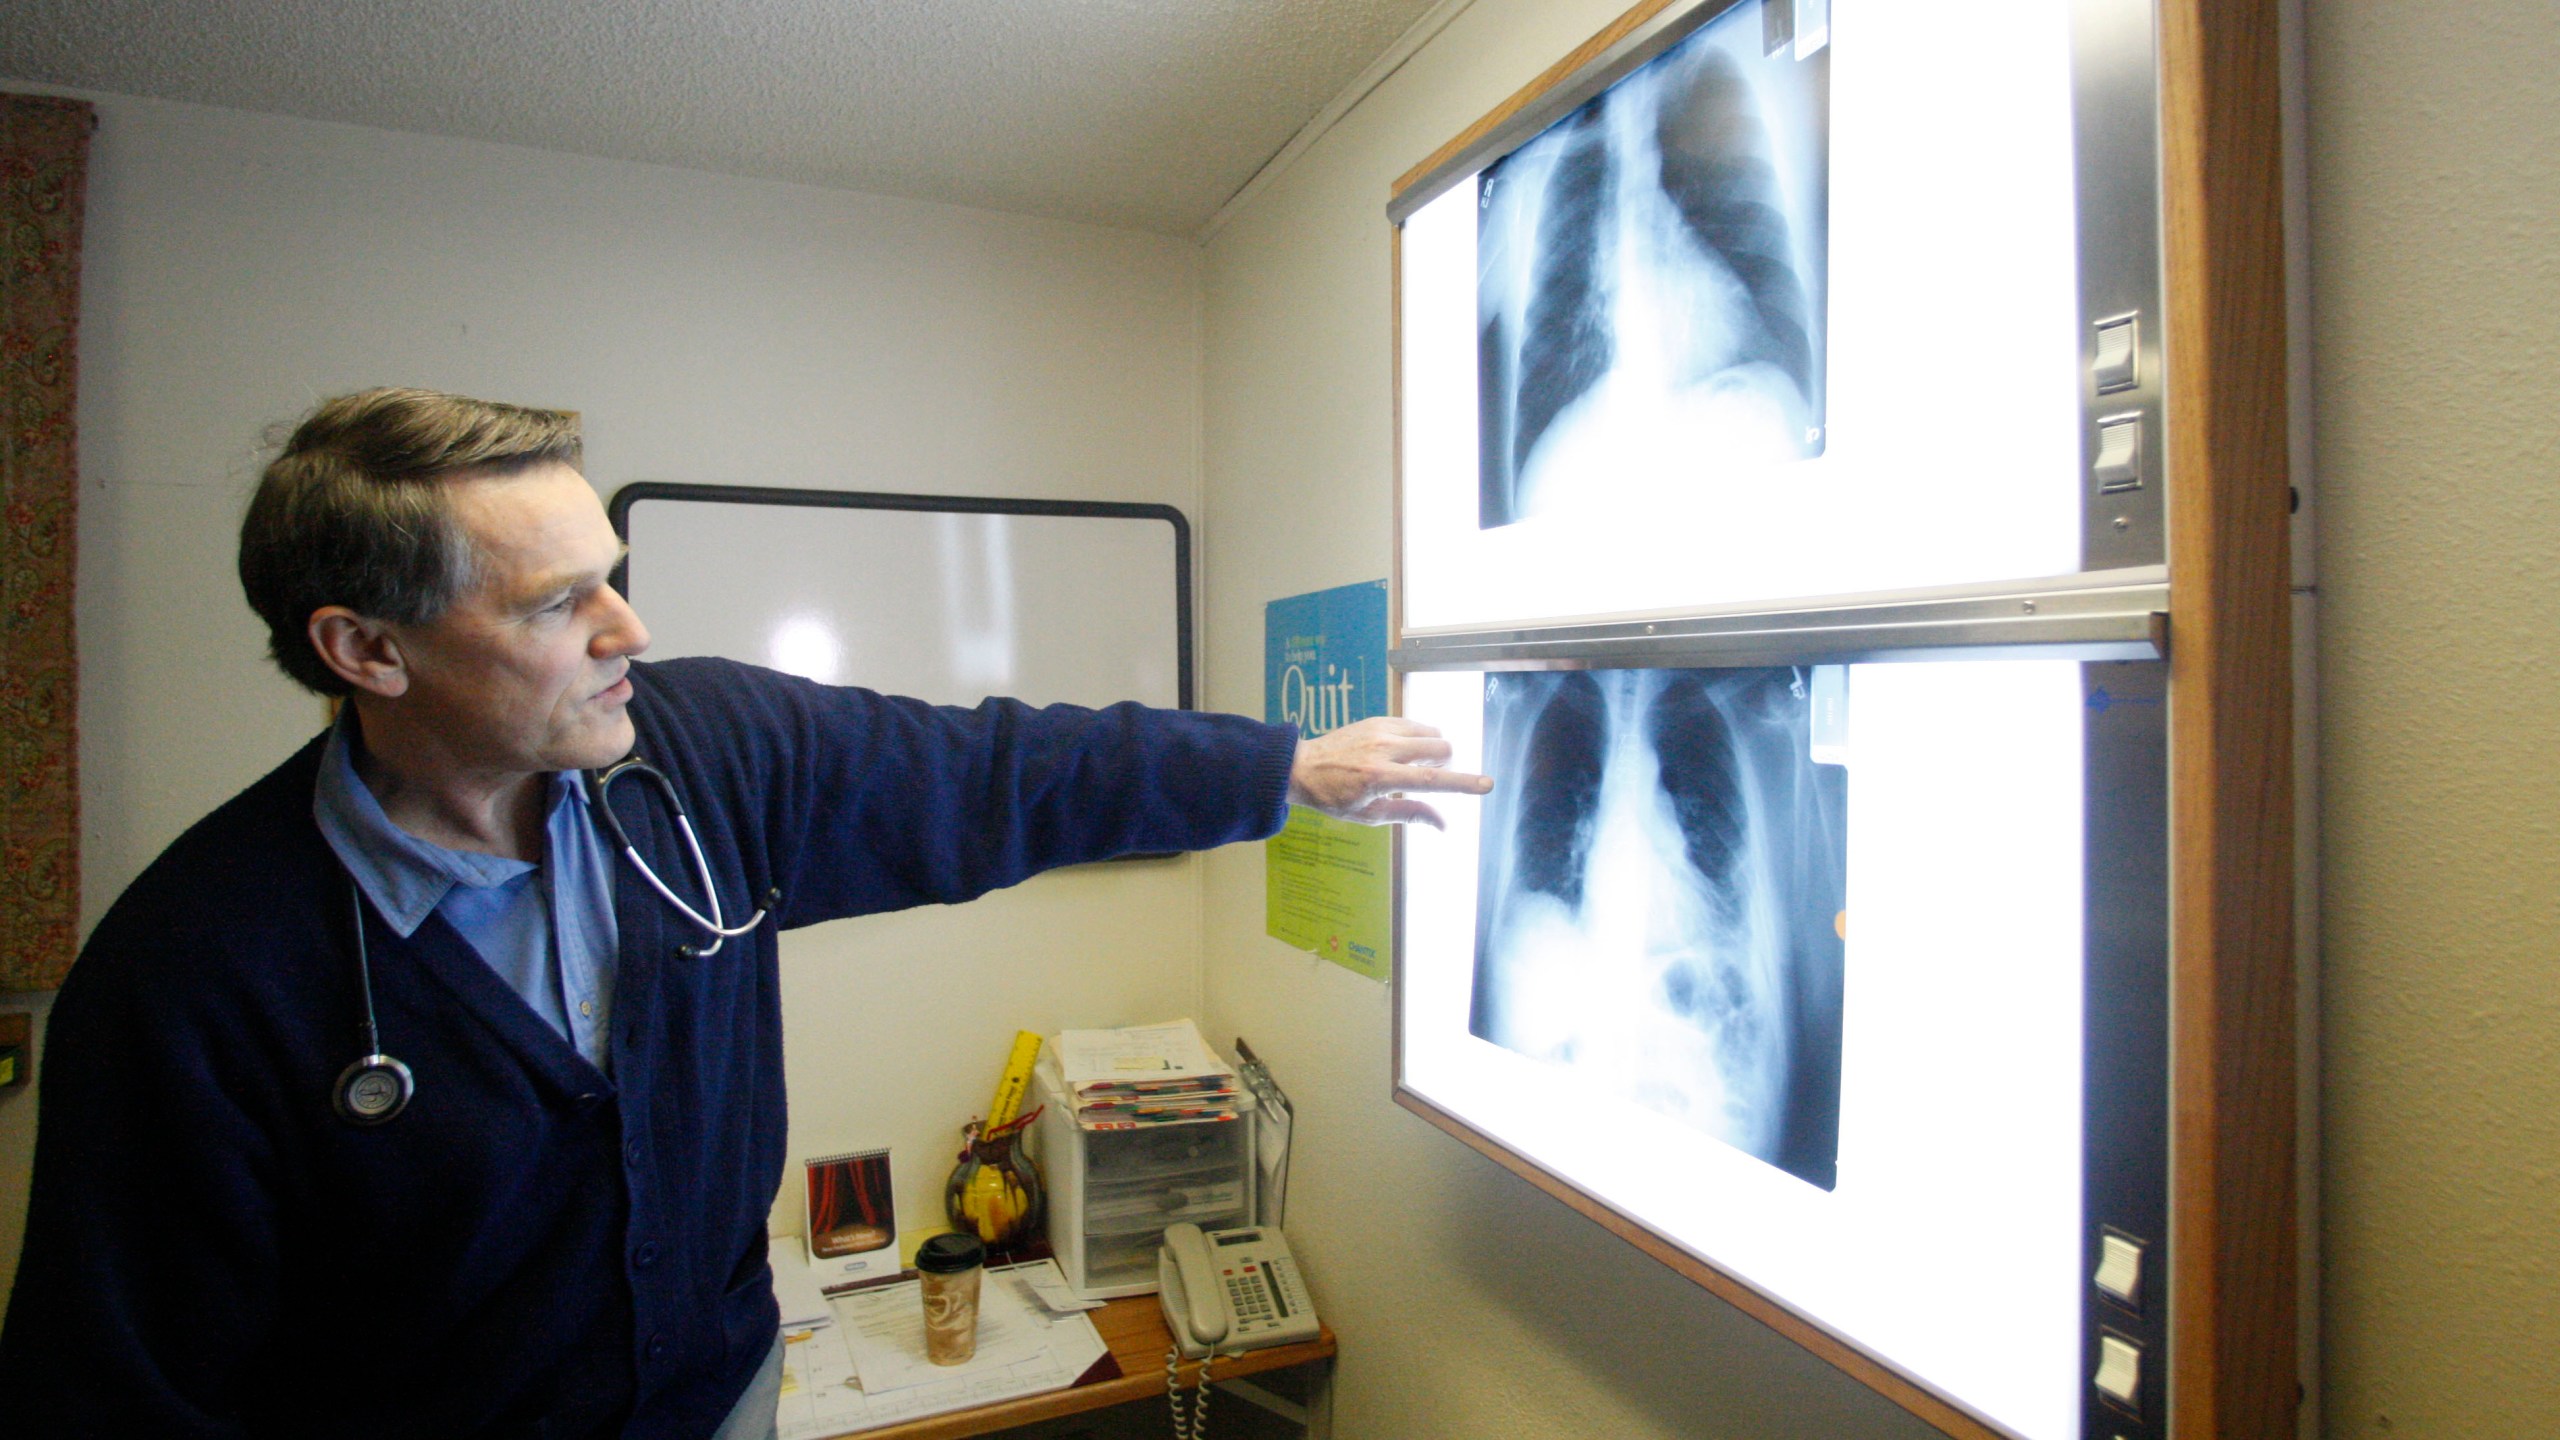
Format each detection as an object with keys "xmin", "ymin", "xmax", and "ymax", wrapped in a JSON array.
[
  {"xmin": 0, "ymin": 87, "xmax": 1212, "ymax": 1300},
  {"xmin": 2305, "ymin": 6, "xmax": 2560, "ymax": 1437},
  {"xmin": 1195, "ymin": 2, "xmax": 1943, "ymax": 1435}
]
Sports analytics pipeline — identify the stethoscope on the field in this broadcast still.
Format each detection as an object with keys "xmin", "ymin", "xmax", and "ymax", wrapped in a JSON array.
[
  {"xmin": 333, "ymin": 882, "xmax": 416, "ymax": 1125},
  {"xmin": 583, "ymin": 756, "xmax": 781, "ymax": 961},
  {"xmin": 333, "ymin": 755, "xmax": 781, "ymax": 1126}
]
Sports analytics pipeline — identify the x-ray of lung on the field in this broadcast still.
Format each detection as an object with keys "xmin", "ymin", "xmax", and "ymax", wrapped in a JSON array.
[
  {"xmin": 1471, "ymin": 667, "xmax": 1847, "ymax": 1189},
  {"xmin": 1477, "ymin": 0, "xmax": 1830, "ymax": 529}
]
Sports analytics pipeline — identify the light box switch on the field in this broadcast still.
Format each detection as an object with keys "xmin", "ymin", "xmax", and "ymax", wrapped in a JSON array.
[
  {"xmin": 2095, "ymin": 1231, "xmax": 2144, "ymax": 1305},
  {"xmin": 2094, "ymin": 315, "xmax": 2140, "ymax": 393},
  {"xmin": 2094, "ymin": 415, "xmax": 2144, "ymax": 493},
  {"xmin": 2095, "ymin": 1334, "xmax": 2142, "ymax": 1407}
]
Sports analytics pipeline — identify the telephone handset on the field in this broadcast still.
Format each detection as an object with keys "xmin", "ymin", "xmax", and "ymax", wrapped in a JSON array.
[{"xmin": 1158, "ymin": 1221, "xmax": 1320, "ymax": 1360}]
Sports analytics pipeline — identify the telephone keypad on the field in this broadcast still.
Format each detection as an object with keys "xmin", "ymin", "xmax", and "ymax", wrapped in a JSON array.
[{"xmin": 1223, "ymin": 1269, "xmax": 1278, "ymax": 1331}]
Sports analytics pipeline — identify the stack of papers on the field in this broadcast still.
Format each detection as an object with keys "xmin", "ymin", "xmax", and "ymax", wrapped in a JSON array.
[
  {"xmin": 770, "ymin": 1238, "xmax": 836, "ymax": 1334},
  {"xmin": 775, "ymin": 1259, "xmax": 1108, "ymax": 1440},
  {"xmin": 1054, "ymin": 1020, "xmax": 1244, "ymax": 1131}
]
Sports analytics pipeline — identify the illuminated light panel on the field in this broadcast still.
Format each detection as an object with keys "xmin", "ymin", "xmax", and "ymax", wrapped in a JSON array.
[
  {"xmin": 1400, "ymin": 661, "xmax": 2084, "ymax": 1440},
  {"xmin": 1400, "ymin": 1, "xmax": 2084, "ymax": 631}
]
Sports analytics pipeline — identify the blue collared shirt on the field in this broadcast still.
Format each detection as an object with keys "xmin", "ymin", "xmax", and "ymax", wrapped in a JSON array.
[{"xmin": 313, "ymin": 716, "xmax": 621, "ymax": 1074}]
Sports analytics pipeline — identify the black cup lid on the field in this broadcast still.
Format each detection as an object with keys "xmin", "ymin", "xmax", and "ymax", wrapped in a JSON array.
[{"xmin": 915, "ymin": 1232, "xmax": 986, "ymax": 1274}]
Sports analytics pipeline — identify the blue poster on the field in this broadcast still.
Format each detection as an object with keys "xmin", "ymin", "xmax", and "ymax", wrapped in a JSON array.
[{"xmin": 1264, "ymin": 581, "xmax": 1392, "ymax": 980}]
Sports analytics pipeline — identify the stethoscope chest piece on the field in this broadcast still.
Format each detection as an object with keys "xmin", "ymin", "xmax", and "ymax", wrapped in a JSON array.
[
  {"xmin": 337, "ymin": 881, "xmax": 414, "ymax": 1126},
  {"xmin": 333, "ymin": 1053, "xmax": 415, "ymax": 1125}
]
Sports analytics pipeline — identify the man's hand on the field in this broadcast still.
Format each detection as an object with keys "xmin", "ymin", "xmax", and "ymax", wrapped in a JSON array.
[{"xmin": 1287, "ymin": 716, "xmax": 1492, "ymax": 830}]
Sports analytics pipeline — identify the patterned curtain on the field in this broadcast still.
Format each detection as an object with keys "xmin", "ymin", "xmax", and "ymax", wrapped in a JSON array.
[{"xmin": 0, "ymin": 95, "xmax": 91, "ymax": 991}]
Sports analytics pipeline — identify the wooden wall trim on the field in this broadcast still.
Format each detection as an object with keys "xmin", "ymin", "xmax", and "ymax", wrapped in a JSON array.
[
  {"xmin": 1390, "ymin": 0, "xmax": 1687, "ymax": 201},
  {"xmin": 2158, "ymin": 0, "xmax": 2299, "ymax": 1434}
]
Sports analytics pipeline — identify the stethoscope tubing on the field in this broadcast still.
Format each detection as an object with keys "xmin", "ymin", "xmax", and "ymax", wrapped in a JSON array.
[
  {"xmin": 338, "ymin": 754, "xmax": 776, "ymax": 1123},
  {"xmin": 585, "ymin": 757, "xmax": 774, "ymax": 959}
]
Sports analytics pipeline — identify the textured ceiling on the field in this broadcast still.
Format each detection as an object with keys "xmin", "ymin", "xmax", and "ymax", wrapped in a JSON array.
[{"xmin": 0, "ymin": 0, "xmax": 1444, "ymax": 235}]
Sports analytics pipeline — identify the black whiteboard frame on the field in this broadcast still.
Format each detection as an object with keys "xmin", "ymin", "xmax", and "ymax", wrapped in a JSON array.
[{"xmin": 606, "ymin": 482, "xmax": 1196, "ymax": 711}]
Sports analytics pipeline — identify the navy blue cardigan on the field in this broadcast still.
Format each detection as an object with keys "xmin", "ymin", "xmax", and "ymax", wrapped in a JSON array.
[{"xmin": 0, "ymin": 658, "xmax": 1296, "ymax": 1438}]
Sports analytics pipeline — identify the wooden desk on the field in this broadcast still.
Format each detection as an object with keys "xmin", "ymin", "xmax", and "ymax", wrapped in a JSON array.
[{"xmin": 849, "ymin": 1295, "xmax": 1335, "ymax": 1440}]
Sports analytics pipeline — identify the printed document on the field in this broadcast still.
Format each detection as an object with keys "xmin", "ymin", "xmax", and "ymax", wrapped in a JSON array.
[{"xmin": 774, "ymin": 1262, "xmax": 1105, "ymax": 1439}]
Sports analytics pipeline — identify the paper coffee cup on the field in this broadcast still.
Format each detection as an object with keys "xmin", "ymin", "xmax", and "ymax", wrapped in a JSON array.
[{"xmin": 915, "ymin": 1232, "xmax": 987, "ymax": 1366}]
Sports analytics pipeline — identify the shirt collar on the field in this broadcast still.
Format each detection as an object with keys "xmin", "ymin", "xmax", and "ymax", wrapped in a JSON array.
[{"xmin": 312, "ymin": 710, "xmax": 587, "ymax": 937}]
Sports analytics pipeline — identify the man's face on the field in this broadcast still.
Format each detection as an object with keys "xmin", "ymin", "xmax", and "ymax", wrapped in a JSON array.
[{"xmin": 387, "ymin": 463, "xmax": 651, "ymax": 776}]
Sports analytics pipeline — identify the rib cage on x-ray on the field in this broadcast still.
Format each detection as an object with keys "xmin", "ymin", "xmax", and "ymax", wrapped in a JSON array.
[
  {"xmin": 1477, "ymin": 2, "xmax": 1829, "ymax": 529},
  {"xmin": 1472, "ymin": 668, "xmax": 1847, "ymax": 1190}
]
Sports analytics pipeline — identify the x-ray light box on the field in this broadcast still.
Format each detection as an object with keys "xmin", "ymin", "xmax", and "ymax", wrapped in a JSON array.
[
  {"xmin": 1399, "ymin": 656, "xmax": 2166, "ymax": 1440},
  {"xmin": 1394, "ymin": 0, "xmax": 2164, "ymax": 634},
  {"xmin": 1387, "ymin": 2, "xmax": 2196, "ymax": 1433}
]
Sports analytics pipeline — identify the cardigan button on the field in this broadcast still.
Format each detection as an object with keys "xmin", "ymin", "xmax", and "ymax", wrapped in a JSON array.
[
  {"xmin": 625, "ymin": 1138, "xmax": 644, "ymax": 1166},
  {"xmin": 572, "ymin": 1093, "xmax": 604, "ymax": 1113},
  {"xmin": 633, "ymin": 1241, "xmax": 660, "ymax": 1270},
  {"xmin": 646, "ymin": 1332, "xmax": 668, "ymax": 1360}
]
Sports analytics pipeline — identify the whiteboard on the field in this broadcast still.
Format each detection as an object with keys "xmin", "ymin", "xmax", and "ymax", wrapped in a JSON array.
[{"xmin": 610, "ymin": 484, "xmax": 1191, "ymax": 711}]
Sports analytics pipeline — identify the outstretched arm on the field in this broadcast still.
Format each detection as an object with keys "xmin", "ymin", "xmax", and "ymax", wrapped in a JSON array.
[{"xmin": 1287, "ymin": 716, "xmax": 1493, "ymax": 830}]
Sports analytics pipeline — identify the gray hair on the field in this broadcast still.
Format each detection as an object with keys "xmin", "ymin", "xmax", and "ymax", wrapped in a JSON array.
[{"xmin": 237, "ymin": 387, "xmax": 583, "ymax": 695}]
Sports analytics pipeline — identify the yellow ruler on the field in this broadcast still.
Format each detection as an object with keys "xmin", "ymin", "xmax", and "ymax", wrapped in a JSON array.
[{"xmin": 983, "ymin": 1030, "xmax": 1043, "ymax": 1129}]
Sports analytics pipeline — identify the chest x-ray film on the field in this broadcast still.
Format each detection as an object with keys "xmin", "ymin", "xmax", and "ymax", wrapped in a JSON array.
[
  {"xmin": 1401, "ymin": 659, "xmax": 2095, "ymax": 1440},
  {"xmin": 1472, "ymin": 667, "xmax": 1847, "ymax": 1190},
  {"xmin": 1477, "ymin": 5, "xmax": 1829, "ymax": 531},
  {"xmin": 1400, "ymin": 0, "xmax": 2087, "ymax": 630}
]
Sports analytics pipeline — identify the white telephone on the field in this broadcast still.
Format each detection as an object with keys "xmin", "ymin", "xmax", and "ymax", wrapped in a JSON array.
[{"xmin": 1158, "ymin": 1221, "xmax": 1320, "ymax": 1359}]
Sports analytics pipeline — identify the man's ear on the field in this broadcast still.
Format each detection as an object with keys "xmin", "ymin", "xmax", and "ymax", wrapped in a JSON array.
[{"xmin": 308, "ymin": 607, "xmax": 411, "ymax": 698}]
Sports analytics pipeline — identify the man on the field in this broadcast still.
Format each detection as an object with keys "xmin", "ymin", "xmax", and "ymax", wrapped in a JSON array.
[{"xmin": 0, "ymin": 388, "xmax": 1485, "ymax": 1437}]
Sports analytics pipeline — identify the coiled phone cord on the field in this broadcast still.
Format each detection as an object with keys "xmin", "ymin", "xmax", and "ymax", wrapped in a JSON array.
[{"xmin": 1166, "ymin": 1344, "xmax": 1217, "ymax": 1440}]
